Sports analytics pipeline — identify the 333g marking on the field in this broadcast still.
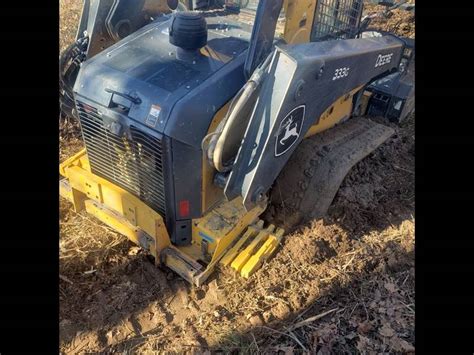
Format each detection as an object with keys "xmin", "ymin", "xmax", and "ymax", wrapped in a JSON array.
[{"xmin": 332, "ymin": 67, "xmax": 350, "ymax": 80}]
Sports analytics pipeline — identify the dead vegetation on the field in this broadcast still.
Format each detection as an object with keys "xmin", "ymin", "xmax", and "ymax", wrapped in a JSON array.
[
  {"xmin": 59, "ymin": 1, "xmax": 414, "ymax": 353},
  {"xmin": 364, "ymin": 3, "xmax": 415, "ymax": 39},
  {"xmin": 59, "ymin": 0, "xmax": 83, "ymax": 161}
]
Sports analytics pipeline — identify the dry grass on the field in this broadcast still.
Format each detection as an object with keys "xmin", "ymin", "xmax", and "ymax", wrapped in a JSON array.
[
  {"xmin": 364, "ymin": 3, "xmax": 415, "ymax": 38},
  {"xmin": 60, "ymin": 0, "xmax": 83, "ymax": 53},
  {"xmin": 60, "ymin": 200, "xmax": 127, "ymax": 274},
  {"xmin": 59, "ymin": 0, "xmax": 84, "ymax": 160}
]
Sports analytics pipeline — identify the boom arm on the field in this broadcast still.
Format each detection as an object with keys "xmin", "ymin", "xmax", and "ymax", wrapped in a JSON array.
[{"xmin": 224, "ymin": 35, "xmax": 405, "ymax": 210}]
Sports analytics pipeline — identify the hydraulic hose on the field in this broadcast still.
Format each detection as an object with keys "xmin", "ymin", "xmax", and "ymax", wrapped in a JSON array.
[
  {"xmin": 212, "ymin": 80, "xmax": 257, "ymax": 172},
  {"xmin": 59, "ymin": 36, "xmax": 88, "ymax": 118},
  {"xmin": 204, "ymin": 53, "xmax": 272, "ymax": 172}
]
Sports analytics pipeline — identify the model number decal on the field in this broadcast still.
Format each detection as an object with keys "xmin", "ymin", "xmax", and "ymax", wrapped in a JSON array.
[
  {"xmin": 332, "ymin": 67, "xmax": 350, "ymax": 80},
  {"xmin": 375, "ymin": 53, "xmax": 393, "ymax": 67}
]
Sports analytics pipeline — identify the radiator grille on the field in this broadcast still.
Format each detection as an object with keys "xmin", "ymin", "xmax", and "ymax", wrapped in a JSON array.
[
  {"xmin": 77, "ymin": 101, "xmax": 167, "ymax": 217},
  {"xmin": 311, "ymin": 0, "xmax": 363, "ymax": 41}
]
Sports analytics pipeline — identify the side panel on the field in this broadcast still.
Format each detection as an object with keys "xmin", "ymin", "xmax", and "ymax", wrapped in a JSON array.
[
  {"xmin": 225, "ymin": 36, "xmax": 404, "ymax": 210},
  {"xmin": 304, "ymin": 85, "xmax": 363, "ymax": 137},
  {"xmin": 282, "ymin": 0, "xmax": 318, "ymax": 44},
  {"xmin": 172, "ymin": 139, "xmax": 202, "ymax": 221}
]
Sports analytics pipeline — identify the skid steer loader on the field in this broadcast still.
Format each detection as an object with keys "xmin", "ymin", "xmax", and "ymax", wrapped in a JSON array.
[{"xmin": 59, "ymin": 0, "xmax": 414, "ymax": 285}]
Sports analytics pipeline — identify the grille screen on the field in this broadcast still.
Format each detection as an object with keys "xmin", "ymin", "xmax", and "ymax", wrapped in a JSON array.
[
  {"xmin": 311, "ymin": 0, "xmax": 363, "ymax": 41},
  {"xmin": 77, "ymin": 101, "xmax": 166, "ymax": 217}
]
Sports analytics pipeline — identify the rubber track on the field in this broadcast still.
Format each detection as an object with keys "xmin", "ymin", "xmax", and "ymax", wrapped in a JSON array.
[{"xmin": 265, "ymin": 117, "xmax": 395, "ymax": 231}]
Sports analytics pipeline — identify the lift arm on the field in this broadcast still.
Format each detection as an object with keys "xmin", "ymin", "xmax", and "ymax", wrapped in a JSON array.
[{"xmin": 224, "ymin": 35, "xmax": 405, "ymax": 210}]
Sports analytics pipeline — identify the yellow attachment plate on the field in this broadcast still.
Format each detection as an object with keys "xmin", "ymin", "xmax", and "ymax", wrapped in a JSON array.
[
  {"xmin": 219, "ymin": 220, "xmax": 264, "ymax": 267},
  {"xmin": 240, "ymin": 228, "xmax": 285, "ymax": 278},
  {"xmin": 304, "ymin": 85, "xmax": 364, "ymax": 138},
  {"xmin": 231, "ymin": 224, "xmax": 275, "ymax": 272},
  {"xmin": 221, "ymin": 220, "xmax": 285, "ymax": 278}
]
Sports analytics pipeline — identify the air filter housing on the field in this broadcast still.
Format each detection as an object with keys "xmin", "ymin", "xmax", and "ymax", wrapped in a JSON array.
[{"xmin": 169, "ymin": 11, "xmax": 208, "ymax": 51}]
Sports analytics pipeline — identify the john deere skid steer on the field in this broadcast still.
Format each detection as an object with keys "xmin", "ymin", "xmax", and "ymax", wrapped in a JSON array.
[{"xmin": 59, "ymin": 0, "xmax": 414, "ymax": 285}]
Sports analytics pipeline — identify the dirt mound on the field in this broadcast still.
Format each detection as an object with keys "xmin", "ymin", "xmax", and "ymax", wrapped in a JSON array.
[{"xmin": 364, "ymin": 3, "xmax": 415, "ymax": 38}]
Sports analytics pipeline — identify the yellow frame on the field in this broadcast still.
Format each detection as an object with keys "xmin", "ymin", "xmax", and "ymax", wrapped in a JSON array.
[{"xmin": 60, "ymin": 149, "xmax": 268, "ymax": 285}]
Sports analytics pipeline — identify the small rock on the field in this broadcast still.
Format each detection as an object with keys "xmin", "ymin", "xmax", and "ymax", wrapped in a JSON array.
[
  {"xmin": 345, "ymin": 332, "xmax": 358, "ymax": 340},
  {"xmin": 357, "ymin": 320, "xmax": 372, "ymax": 334},
  {"xmin": 273, "ymin": 302, "xmax": 291, "ymax": 320},
  {"xmin": 208, "ymin": 280, "xmax": 219, "ymax": 297},
  {"xmin": 384, "ymin": 282, "xmax": 397, "ymax": 293},
  {"xmin": 128, "ymin": 246, "xmax": 140, "ymax": 256},
  {"xmin": 379, "ymin": 323, "xmax": 395, "ymax": 338},
  {"xmin": 248, "ymin": 314, "xmax": 264, "ymax": 327},
  {"xmin": 164, "ymin": 313, "xmax": 174, "ymax": 324},
  {"xmin": 262, "ymin": 311, "xmax": 272, "ymax": 323},
  {"xmin": 193, "ymin": 288, "xmax": 206, "ymax": 300}
]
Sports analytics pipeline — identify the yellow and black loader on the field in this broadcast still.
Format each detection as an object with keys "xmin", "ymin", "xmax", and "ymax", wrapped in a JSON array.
[{"xmin": 59, "ymin": 0, "xmax": 414, "ymax": 285}]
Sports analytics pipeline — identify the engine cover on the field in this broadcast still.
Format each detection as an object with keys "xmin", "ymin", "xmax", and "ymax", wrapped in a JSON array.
[{"xmin": 73, "ymin": 14, "xmax": 252, "ymax": 244}]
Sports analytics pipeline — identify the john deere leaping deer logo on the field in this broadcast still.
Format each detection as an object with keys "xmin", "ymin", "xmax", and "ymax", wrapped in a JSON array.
[
  {"xmin": 279, "ymin": 116, "xmax": 299, "ymax": 145},
  {"xmin": 275, "ymin": 105, "xmax": 305, "ymax": 157}
]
